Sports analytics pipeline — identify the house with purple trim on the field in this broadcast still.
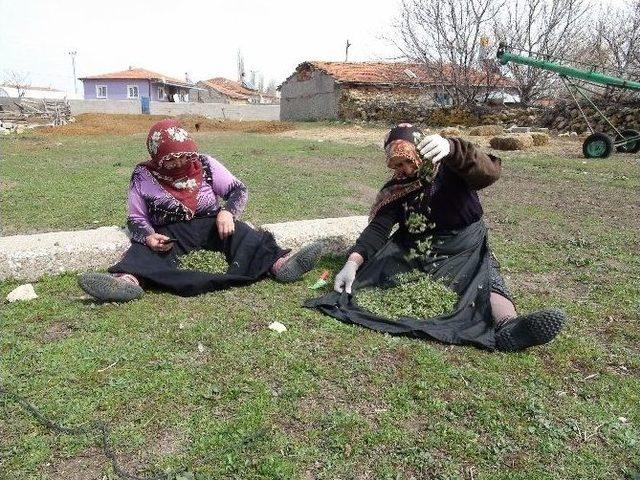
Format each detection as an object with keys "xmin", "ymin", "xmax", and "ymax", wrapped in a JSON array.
[{"xmin": 79, "ymin": 67, "xmax": 197, "ymax": 102}]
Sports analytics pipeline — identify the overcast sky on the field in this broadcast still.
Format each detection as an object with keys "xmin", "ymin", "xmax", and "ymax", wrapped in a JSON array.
[
  {"xmin": 0, "ymin": 0, "xmax": 400, "ymax": 93},
  {"xmin": 0, "ymin": 0, "xmax": 628, "ymax": 93}
]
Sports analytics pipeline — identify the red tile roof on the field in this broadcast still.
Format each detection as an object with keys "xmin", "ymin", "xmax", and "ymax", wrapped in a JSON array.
[
  {"xmin": 79, "ymin": 67, "xmax": 189, "ymax": 86},
  {"xmin": 200, "ymin": 78, "xmax": 259, "ymax": 100},
  {"xmin": 288, "ymin": 61, "xmax": 513, "ymax": 88}
]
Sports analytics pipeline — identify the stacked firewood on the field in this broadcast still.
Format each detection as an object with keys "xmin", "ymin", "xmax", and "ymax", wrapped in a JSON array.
[{"xmin": 0, "ymin": 98, "xmax": 72, "ymax": 126}]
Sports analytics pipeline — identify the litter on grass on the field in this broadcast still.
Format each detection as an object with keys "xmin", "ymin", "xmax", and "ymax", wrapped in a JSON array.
[{"xmin": 355, "ymin": 270, "xmax": 457, "ymax": 320}]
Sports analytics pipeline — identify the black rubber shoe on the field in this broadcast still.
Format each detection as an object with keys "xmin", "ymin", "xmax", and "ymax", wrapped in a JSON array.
[
  {"xmin": 78, "ymin": 273, "xmax": 144, "ymax": 302},
  {"xmin": 496, "ymin": 309, "xmax": 566, "ymax": 352},
  {"xmin": 274, "ymin": 242, "xmax": 323, "ymax": 283}
]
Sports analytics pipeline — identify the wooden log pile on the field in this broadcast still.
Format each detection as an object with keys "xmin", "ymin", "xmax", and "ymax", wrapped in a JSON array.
[{"xmin": 0, "ymin": 97, "xmax": 72, "ymax": 130}]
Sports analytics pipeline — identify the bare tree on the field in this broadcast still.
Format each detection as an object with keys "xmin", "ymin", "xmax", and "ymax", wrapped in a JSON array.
[
  {"xmin": 265, "ymin": 79, "xmax": 278, "ymax": 96},
  {"xmin": 493, "ymin": 0, "xmax": 590, "ymax": 105},
  {"xmin": 393, "ymin": 0, "xmax": 505, "ymax": 107},
  {"xmin": 590, "ymin": 1, "xmax": 640, "ymax": 76},
  {"xmin": 3, "ymin": 71, "xmax": 31, "ymax": 97}
]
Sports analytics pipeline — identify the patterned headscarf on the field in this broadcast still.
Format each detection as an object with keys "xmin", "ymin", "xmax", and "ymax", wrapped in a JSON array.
[
  {"xmin": 383, "ymin": 122, "xmax": 423, "ymax": 172},
  {"xmin": 146, "ymin": 118, "xmax": 199, "ymax": 166},
  {"xmin": 369, "ymin": 123, "xmax": 426, "ymax": 221},
  {"xmin": 143, "ymin": 119, "xmax": 202, "ymax": 213}
]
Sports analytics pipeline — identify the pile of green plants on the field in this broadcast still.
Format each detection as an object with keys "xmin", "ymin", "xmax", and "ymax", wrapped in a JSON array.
[
  {"xmin": 356, "ymin": 270, "xmax": 458, "ymax": 320},
  {"xmin": 178, "ymin": 249, "xmax": 228, "ymax": 274}
]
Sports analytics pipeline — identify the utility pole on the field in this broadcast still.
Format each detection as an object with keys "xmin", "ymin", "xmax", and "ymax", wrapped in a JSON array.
[
  {"xmin": 68, "ymin": 50, "xmax": 77, "ymax": 94},
  {"xmin": 345, "ymin": 39, "xmax": 352, "ymax": 62}
]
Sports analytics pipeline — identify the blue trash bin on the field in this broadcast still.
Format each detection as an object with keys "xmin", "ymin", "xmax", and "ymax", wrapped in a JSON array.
[{"xmin": 141, "ymin": 97, "xmax": 150, "ymax": 114}]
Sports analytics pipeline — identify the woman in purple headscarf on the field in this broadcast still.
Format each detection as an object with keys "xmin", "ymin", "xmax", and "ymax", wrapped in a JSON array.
[{"xmin": 79, "ymin": 119, "xmax": 321, "ymax": 301}]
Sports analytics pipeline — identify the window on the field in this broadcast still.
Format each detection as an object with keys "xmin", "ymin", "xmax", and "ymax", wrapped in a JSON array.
[
  {"xmin": 127, "ymin": 85, "xmax": 139, "ymax": 99},
  {"xmin": 96, "ymin": 85, "xmax": 107, "ymax": 98},
  {"xmin": 157, "ymin": 86, "xmax": 165, "ymax": 100}
]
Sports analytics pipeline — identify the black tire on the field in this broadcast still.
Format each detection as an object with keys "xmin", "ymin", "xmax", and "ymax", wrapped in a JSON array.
[
  {"xmin": 615, "ymin": 128, "xmax": 640, "ymax": 153},
  {"xmin": 583, "ymin": 132, "xmax": 613, "ymax": 159}
]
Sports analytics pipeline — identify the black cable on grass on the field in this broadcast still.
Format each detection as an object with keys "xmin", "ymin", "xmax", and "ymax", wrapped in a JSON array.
[{"xmin": 0, "ymin": 385, "xmax": 180, "ymax": 480}]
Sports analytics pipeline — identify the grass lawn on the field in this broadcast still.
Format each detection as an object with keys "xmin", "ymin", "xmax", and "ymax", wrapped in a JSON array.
[{"xmin": 1, "ymin": 121, "xmax": 639, "ymax": 479}]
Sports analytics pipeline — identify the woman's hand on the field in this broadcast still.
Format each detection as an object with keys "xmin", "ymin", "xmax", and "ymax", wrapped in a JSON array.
[
  {"xmin": 145, "ymin": 233, "xmax": 173, "ymax": 252},
  {"xmin": 217, "ymin": 209, "xmax": 235, "ymax": 240},
  {"xmin": 334, "ymin": 253, "xmax": 364, "ymax": 294},
  {"xmin": 417, "ymin": 134, "xmax": 451, "ymax": 164}
]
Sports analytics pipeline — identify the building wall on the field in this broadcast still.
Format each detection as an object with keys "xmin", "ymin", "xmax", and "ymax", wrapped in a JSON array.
[
  {"xmin": 68, "ymin": 99, "xmax": 279, "ymax": 120},
  {"xmin": 279, "ymin": 69, "xmax": 339, "ymax": 121},
  {"xmin": 190, "ymin": 84, "xmax": 229, "ymax": 103},
  {"xmin": 150, "ymin": 102, "xmax": 279, "ymax": 120},
  {"xmin": 81, "ymin": 79, "xmax": 152, "ymax": 100},
  {"xmin": 69, "ymin": 99, "xmax": 142, "ymax": 114}
]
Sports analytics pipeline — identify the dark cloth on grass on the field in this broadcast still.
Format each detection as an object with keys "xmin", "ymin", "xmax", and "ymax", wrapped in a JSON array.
[
  {"xmin": 109, "ymin": 217, "xmax": 288, "ymax": 297},
  {"xmin": 305, "ymin": 220, "xmax": 499, "ymax": 350}
]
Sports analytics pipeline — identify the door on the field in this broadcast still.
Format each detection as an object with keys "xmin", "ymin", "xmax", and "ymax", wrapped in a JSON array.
[{"xmin": 141, "ymin": 96, "xmax": 150, "ymax": 114}]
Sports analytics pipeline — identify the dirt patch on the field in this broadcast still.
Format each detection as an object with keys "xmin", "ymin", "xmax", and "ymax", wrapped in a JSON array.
[
  {"xmin": 42, "ymin": 322, "xmax": 75, "ymax": 342},
  {"xmin": 152, "ymin": 429, "xmax": 183, "ymax": 456},
  {"xmin": 277, "ymin": 125, "xmax": 388, "ymax": 147},
  {"xmin": 45, "ymin": 447, "xmax": 106, "ymax": 480},
  {"xmin": 0, "ymin": 178, "xmax": 18, "ymax": 192},
  {"xmin": 35, "ymin": 114, "xmax": 295, "ymax": 137}
]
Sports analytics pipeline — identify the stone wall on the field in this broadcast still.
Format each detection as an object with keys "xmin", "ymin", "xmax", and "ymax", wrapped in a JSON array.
[
  {"xmin": 337, "ymin": 88, "xmax": 545, "ymax": 127},
  {"xmin": 538, "ymin": 101, "xmax": 640, "ymax": 134}
]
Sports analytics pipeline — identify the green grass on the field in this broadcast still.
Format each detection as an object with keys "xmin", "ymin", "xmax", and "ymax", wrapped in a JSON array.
[{"xmin": 1, "ymin": 128, "xmax": 639, "ymax": 478}]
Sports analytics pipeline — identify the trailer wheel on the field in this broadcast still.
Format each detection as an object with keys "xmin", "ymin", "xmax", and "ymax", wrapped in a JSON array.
[
  {"xmin": 583, "ymin": 133, "xmax": 613, "ymax": 158},
  {"xmin": 616, "ymin": 129, "xmax": 640, "ymax": 153}
]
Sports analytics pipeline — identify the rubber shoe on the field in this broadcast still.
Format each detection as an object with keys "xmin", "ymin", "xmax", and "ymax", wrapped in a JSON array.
[
  {"xmin": 78, "ymin": 273, "xmax": 144, "ymax": 302},
  {"xmin": 274, "ymin": 242, "xmax": 323, "ymax": 283},
  {"xmin": 496, "ymin": 309, "xmax": 566, "ymax": 352}
]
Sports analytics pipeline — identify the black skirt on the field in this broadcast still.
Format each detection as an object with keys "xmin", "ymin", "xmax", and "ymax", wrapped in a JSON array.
[
  {"xmin": 305, "ymin": 220, "xmax": 499, "ymax": 350},
  {"xmin": 108, "ymin": 217, "xmax": 288, "ymax": 297}
]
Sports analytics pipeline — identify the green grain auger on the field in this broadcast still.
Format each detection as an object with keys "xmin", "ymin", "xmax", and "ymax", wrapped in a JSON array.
[{"xmin": 497, "ymin": 43, "xmax": 640, "ymax": 158}]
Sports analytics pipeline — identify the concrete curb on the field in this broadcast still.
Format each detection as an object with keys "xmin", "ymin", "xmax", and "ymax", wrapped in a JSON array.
[{"xmin": 0, "ymin": 216, "xmax": 369, "ymax": 282}]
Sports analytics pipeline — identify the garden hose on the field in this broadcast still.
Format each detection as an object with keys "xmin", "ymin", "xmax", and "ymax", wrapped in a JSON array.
[{"xmin": 0, "ymin": 384, "xmax": 179, "ymax": 480}]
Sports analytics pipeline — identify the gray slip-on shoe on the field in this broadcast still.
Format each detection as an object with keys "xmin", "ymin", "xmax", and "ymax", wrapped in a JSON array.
[
  {"xmin": 274, "ymin": 242, "xmax": 323, "ymax": 283},
  {"xmin": 78, "ymin": 273, "xmax": 144, "ymax": 302}
]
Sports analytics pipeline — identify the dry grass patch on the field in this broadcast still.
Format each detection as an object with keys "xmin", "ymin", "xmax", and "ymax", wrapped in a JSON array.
[{"xmin": 35, "ymin": 113, "xmax": 295, "ymax": 136}]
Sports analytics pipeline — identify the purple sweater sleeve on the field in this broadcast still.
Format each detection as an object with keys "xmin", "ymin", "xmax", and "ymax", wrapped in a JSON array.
[
  {"xmin": 127, "ymin": 182, "xmax": 155, "ymax": 244},
  {"xmin": 206, "ymin": 156, "xmax": 248, "ymax": 218}
]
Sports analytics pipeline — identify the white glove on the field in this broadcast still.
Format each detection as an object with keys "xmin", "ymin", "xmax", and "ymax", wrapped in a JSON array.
[
  {"xmin": 334, "ymin": 260, "xmax": 359, "ymax": 294},
  {"xmin": 417, "ymin": 134, "xmax": 451, "ymax": 164}
]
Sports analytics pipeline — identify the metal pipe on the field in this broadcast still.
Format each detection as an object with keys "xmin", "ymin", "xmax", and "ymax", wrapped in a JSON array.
[{"xmin": 497, "ymin": 43, "xmax": 640, "ymax": 91}]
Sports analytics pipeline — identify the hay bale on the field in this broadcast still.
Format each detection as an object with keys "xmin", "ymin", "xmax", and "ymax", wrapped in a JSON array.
[
  {"xmin": 531, "ymin": 132, "xmax": 550, "ymax": 146},
  {"xmin": 489, "ymin": 134, "xmax": 534, "ymax": 151},
  {"xmin": 439, "ymin": 127, "xmax": 462, "ymax": 137},
  {"xmin": 469, "ymin": 124, "xmax": 503, "ymax": 136}
]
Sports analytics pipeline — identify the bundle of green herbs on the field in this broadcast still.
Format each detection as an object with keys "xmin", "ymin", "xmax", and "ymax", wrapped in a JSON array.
[
  {"xmin": 355, "ymin": 270, "xmax": 458, "ymax": 320},
  {"xmin": 178, "ymin": 249, "xmax": 228, "ymax": 274}
]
